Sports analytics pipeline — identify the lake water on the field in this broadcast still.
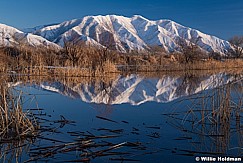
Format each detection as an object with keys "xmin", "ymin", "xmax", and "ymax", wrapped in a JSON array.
[{"xmin": 2, "ymin": 72, "xmax": 243, "ymax": 162}]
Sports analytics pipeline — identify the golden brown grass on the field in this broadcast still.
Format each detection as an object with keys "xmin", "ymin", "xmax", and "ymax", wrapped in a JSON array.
[
  {"xmin": 0, "ymin": 76, "xmax": 39, "ymax": 162},
  {"xmin": 0, "ymin": 79, "xmax": 38, "ymax": 141},
  {"xmin": 1, "ymin": 44, "xmax": 243, "ymax": 77}
]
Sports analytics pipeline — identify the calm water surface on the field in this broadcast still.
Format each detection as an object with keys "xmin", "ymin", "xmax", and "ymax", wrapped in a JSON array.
[{"xmin": 5, "ymin": 73, "xmax": 243, "ymax": 162}]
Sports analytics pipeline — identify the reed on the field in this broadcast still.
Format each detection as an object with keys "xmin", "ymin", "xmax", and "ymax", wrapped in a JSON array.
[
  {"xmin": 0, "ymin": 77, "xmax": 40, "ymax": 162},
  {"xmin": 1, "ymin": 44, "xmax": 243, "ymax": 76},
  {"xmin": 0, "ymin": 79, "xmax": 38, "ymax": 141},
  {"xmin": 165, "ymin": 76, "xmax": 243, "ymax": 156}
]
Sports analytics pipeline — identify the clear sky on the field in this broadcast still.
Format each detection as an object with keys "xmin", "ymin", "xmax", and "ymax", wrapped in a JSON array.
[{"xmin": 0, "ymin": 0, "xmax": 242, "ymax": 40}]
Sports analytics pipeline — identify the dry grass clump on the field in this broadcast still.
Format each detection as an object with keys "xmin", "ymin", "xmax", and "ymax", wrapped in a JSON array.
[
  {"xmin": 0, "ymin": 81, "xmax": 38, "ymax": 141},
  {"xmin": 102, "ymin": 60, "xmax": 118, "ymax": 73},
  {"xmin": 0, "ymin": 77, "xmax": 40, "ymax": 162}
]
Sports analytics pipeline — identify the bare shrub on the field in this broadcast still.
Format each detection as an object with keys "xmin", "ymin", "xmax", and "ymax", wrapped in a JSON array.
[{"xmin": 229, "ymin": 36, "xmax": 243, "ymax": 58}]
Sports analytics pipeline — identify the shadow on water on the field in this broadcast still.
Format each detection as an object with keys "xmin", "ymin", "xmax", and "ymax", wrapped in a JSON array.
[{"xmin": 0, "ymin": 71, "xmax": 242, "ymax": 162}]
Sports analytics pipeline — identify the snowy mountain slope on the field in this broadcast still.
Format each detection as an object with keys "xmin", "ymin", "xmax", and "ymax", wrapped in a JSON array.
[
  {"xmin": 156, "ymin": 19, "xmax": 232, "ymax": 53},
  {"xmin": 22, "ymin": 23, "xmax": 59, "ymax": 33},
  {"xmin": 25, "ymin": 15, "xmax": 233, "ymax": 54},
  {"xmin": 30, "ymin": 73, "xmax": 236, "ymax": 105},
  {"xmin": 0, "ymin": 23, "xmax": 60, "ymax": 49}
]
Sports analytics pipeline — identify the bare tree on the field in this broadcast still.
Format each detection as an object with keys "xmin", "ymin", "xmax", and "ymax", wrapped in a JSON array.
[
  {"xmin": 176, "ymin": 37, "xmax": 205, "ymax": 63},
  {"xmin": 229, "ymin": 36, "xmax": 243, "ymax": 58},
  {"xmin": 0, "ymin": 30, "xmax": 5, "ymax": 47},
  {"xmin": 63, "ymin": 40, "xmax": 84, "ymax": 67}
]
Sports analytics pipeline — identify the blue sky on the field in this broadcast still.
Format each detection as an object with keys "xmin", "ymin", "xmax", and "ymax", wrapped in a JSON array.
[{"xmin": 0, "ymin": 0, "xmax": 242, "ymax": 40}]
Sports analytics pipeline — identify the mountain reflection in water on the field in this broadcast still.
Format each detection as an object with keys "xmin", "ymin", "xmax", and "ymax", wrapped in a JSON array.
[{"xmin": 30, "ymin": 73, "xmax": 241, "ymax": 105}]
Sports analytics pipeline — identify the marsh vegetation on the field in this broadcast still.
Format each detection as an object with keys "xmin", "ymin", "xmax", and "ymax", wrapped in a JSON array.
[
  {"xmin": 164, "ymin": 79, "xmax": 243, "ymax": 157},
  {"xmin": 0, "ymin": 37, "xmax": 243, "ymax": 77},
  {"xmin": 0, "ymin": 77, "xmax": 39, "ymax": 162}
]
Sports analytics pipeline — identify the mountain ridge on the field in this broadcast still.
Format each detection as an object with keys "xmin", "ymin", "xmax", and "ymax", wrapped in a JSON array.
[
  {"xmin": 24, "ymin": 15, "xmax": 233, "ymax": 54},
  {"xmin": 0, "ymin": 15, "xmax": 234, "ymax": 55},
  {"xmin": 0, "ymin": 23, "xmax": 60, "ymax": 49}
]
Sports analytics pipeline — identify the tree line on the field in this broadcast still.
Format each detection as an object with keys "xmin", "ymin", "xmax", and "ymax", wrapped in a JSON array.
[{"xmin": 0, "ymin": 35, "xmax": 242, "ymax": 75}]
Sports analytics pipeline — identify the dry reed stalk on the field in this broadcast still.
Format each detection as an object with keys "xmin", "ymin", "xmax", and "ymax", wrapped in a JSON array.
[
  {"xmin": 0, "ymin": 78, "xmax": 40, "ymax": 162},
  {"xmin": 164, "ymin": 76, "xmax": 243, "ymax": 156},
  {"xmin": 0, "ymin": 82, "xmax": 38, "ymax": 141}
]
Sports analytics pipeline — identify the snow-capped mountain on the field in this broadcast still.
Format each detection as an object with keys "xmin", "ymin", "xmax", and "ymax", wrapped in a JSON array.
[
  {"xmin": 22, "ymin": 23, "xmax": 59, "ymax": 33},
  {"xmin": 30, "ymin": 73, "xmax": 237, "ymax": 105},
  {"xmin": 0, "ymin": 23, "xmax": 60, "ymax": 49},
  {"xmin": 25, "ymin": 15, "xmax": 233, "ymax": 54}
]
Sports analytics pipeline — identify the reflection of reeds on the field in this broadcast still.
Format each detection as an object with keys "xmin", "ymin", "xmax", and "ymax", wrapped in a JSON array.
[{"xmin": 165, "ymin": 77, "xmax": 243, "ymax": 156}]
